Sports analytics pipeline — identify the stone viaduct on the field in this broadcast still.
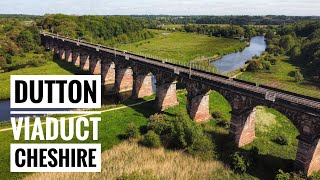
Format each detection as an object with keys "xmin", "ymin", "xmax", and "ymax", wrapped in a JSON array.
[{"xmin": 41, "ymin": 32, "xmax": 320, "ymax": 176}]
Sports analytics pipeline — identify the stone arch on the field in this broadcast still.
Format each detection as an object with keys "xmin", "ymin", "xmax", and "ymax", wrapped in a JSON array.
[
  {"xmin": 153, "ymin": 70, "xmax": 179, "ymax": 111},
  {"xmin": 58, "ymin": 46, "xmax": 66, "ymax": 60},
  {"xmin": 79, "ymin": 51, "xmax": 90, "ymax": 71},
  {"xmin": 132, "ymin": 64, "xmax": 154, "ymax": 99},
  {"xmin": 214, "ymin": 89, "xmax": 320, "ymax": 176},
  {"xmin": 89, "ymin": 54, "xmax": 102, "ymax": 75},
  {"xmin": 101, "ymin": 57, "xmax": 116, "ymax": 95},
  {"xmin": 72, "ymin": 50, "xmax": 80, "ymax": 66},
  {"xmin": 184, "ymin": 80, "xmax": 212, "ymax": 122},
  {"xmin": 114, "ymin": 58, "xmax": 134, "ymax": 93}
]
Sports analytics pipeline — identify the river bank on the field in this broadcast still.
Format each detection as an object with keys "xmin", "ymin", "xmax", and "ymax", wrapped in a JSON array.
[{"xmin": 212, "ymin": 36, "xmax": 267, "ymax": 73}]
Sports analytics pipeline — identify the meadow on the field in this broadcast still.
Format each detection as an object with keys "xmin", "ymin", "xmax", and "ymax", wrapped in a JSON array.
[
  {"xmin": 0, "ymin": 54, "xmax": 88, "ymax": 100},
  {"xmin": 118, "ymin": 30, "xmax": 246, "ymax": 63},
  {"xmin": 0, "ymin": 88, "xmax": 300, "ymax": 179},
  {"xmin": 236, "ymin": 56, "xmax": 320, "ymax": 99}
]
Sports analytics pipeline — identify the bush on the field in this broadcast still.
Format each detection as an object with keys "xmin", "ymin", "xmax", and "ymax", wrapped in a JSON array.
[
  {"xmin": 273, "ymin": 135, "xmax": 288, "ymax": 146},
  {"xmin": 117, "ymin": 170, "xmax": 157, "ymax": 180},
  {"xmin": 186, "ymin": 134, "xmax": 215, "ymax": 160},
  {"xmin": 171, "ymin": 114, "xmax": 216, "ymax": 160},
  {"xmin": 125, "ymin": 123, "xmax": 141, "ymax": 139},
  {"xmin": 149, "ymin": 113, "xmax": 166, "ymax": 122},
  {"xmin": 294, "ymin": 70, "xmax": 304, "ymax": 83},
  {"xmin": 216, "ymin": 119, "xmax": 230, "ymax": 129},
  {"xmin": 268, "ymin": 58, "xmax": 278, "ymax": 65},
  {"xmin": 142, "ymin": 130, "xmax": 161, "ymax": 148},
  {"xmin": 147, "ymin": 113, "xmax": 172, "ymax": 135},
  {"xmin": 262, "ymin": 60, "xmax": 272, "ymax": 70},
  {"xmin": 34, "ymin": 46, "xmax": 45, "ymax": 54},
  {"xmin": 246, "ymin": 60, "xmax": 263, "ymax": 71},
  {"xmin": 5, "ymin": 54, "xmax": 12, "ymax": 64},
  {"xmin": 212, "ymin": 111, "xmax": 223, "ymax": 118},
  {"xmin": 275, "ymin": 169, "xmax": 291, "ymax": 180},
  {"xmin": 231, "ymin": 152, "xmax": 250, "ymax": 173},
  {"xmin": 310, "ymin": 172, "xmax": 320, "ymax": 180}
]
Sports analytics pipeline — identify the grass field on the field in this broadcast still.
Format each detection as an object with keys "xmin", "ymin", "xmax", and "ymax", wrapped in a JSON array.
[
  {"xmin": 25, "ymin": 141, "xmax": 248, "ymax": 180},
  {"xmin": 0, "ymin": 89, "xmax": 300, "ymax": 179},
  {"xmin": 236, "ymin": 56, "xmax": 320, "ymax": 98},
  {"xmin": 118, "ymin": 30, "xmax": 246, "ymax": 63}
]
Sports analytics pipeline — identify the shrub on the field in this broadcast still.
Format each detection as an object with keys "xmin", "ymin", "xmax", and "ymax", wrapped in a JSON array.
[
  {"xmin": 273, "ymin": 135, "xmax": 288, "ymax": 146},
  {"xmin": 117, "ymin": 170, "xmax": 157, "ymax": 180},
  {"xmin": 294, "ymin": 70, "xmax": 304, "ymax": 83},
  {"xmin": 5, "ymin": 54, "xmax": 12, "ymax": 64},
  {"xmin": 186, "ymin": 134, "xmax": 215, "ymax": 160},
  {"xmin": 149, "ymin": 113, "xmax": 166, "ymax": 122},
  {"xmin": 142, "ymin": 130, "xmax": 161, "ymax": 148},
  {"xmin": 262, "ymin": 60, "xmax": 272, "ymax": 70},
  {"xmin": 216, "ymin": 119, "xmax": 230, "ymax": 129},
  {"xmin": 171, "ymin": 114, "xmax": 216, "ymax": 160},
  {"xmin": 246, "ymin": 60, "xmax": 263, "ymax": 71},
  {"xmin": 125, "ymin": 123, "xmax": 141, "ymax": 139},
  {"xmin": 212, "ymin": 111, "xmax": 223, "ymax": 118},
  {"xmin": 147, "ymin": 113, "xmax": 172, "ymax": 135},
  {"xmin": 231, "ymin": 152, "xmax": 250, "ymax": 173},
  {"xmin": 34, "ymin": 45, "xmax": 45, "ymax": 54},
  {"xmin": 275, "ymin": 169, "xmax": 291, "ymax": 180},
  {"xmin": 310, "ymin": 172, "xmax": 320, "ymax": 180},
  {"xmin": 268, "ymin": 58, "xmax": 278, "ymax": 65}
]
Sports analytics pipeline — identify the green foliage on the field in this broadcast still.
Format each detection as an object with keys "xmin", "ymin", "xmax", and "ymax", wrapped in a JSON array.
[
  {"xmin": 125, "ymin": 123, "xmax": 141, "ymax": 139},
  {"xmin": 142, "ymin": 130, "xmax": 161, "ymax": 148},
  {"xmin": 279, "ymin": 35, "xmax": 295, "ymax": 51},
  {"xmin": 17, "ymin": 29, "xmax": 40, "ymax": 52},
  {"xmin": 119, "ymin": 30, "xmax": 246, "ymax": 63},
  {"xmin": 265, "ymin": 21, "xmax": 320, "ymax": 82},
  {"xmin": 170, "ymin": 114, "xmax": 215, "ymax": 160},
  {"xmin": 146, "ymin": 113, "xmax": 216, "ymax": 160},
  {"xmin": 183, "ymin": 24, "xmax": 248, "ymax": 38},
  {"xmin": 231, "ymin": 152, "xmax": 250, "ymax": 173},
  {"xmin": 273, "ymin": 136, "xmax": 289, "ymax": 146},
  {"xmin": 40, "ymin": 14, "xmax": 154, "ymax": 47},
  {"xmin": 147, "ymin": 113, "xmax": 172, "ymax": 135},
  {"xmin": 262, "ymin": 60, "xmax": 272, "ymax": 70},
  {"xmin": 275, "ymin": 169, "xmax": 291, "ymax": 180},
  {"xmin": 294, "ymin": 70, "xmax": 304, "ymax": 83},
  {"xmin": 310, "ymin": 172, "xmax": 320, "ymax": 180},
  {"xmin": 117, "ymin": 170, "xmax": 158, "ymax": 180}
]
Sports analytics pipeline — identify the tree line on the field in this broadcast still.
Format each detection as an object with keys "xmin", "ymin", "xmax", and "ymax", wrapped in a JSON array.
[
  {"xmin": 133, "ymin": 15, "xmax": 320, "ymax": 26},
  {"xmin": 181, "ymin": 24, "xmax": 265, "ymax": 39},
  {"xmin": 0, "ymin": 15, "xmax": 155, "ymax": 72},
  {"xmin": 265, "ymin": 21, "xmax": 320, "ymax": 82},
  {"xmin": 38, "ymin": 14, "xmax": 154, "ymax": 47}
]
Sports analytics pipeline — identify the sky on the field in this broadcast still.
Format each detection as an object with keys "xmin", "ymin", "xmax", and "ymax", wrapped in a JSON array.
[{"xmin": 0, "ymin": 0, "xmax": 319, "ymax": 16}]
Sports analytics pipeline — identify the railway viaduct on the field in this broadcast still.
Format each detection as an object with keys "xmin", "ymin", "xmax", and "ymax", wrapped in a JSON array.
[{"xmin": 41, "ymin": 32, "xmax": 320, "ymax": 176}]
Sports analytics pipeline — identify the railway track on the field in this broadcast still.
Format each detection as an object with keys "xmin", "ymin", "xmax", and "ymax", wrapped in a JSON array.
[{"xmin": 41, "ymin": 32, "xmax": 320, "ymax": 111}]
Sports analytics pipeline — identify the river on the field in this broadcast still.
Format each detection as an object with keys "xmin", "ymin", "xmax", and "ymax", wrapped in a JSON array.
[
  {"xmin": 0, "ymin": 37, "xmax": 266, "ymax": 122},
  {"xmin": 212, "ymin": 36, "xmax": 267, "ymax": 73}
]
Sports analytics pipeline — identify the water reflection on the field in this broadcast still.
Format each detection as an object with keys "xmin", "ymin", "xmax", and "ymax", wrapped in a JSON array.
[{"xmin": 212, "ymin": 36, "xmax": 267, "ymax": 73}]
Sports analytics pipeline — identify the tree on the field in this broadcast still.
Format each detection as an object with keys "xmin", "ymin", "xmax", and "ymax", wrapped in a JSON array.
[
  {"xmin": 279, "ymin": 35, "xmax": 295, "ymax": 51},
  {"xmin": 17, "ymin": 30, "xmax": 35, "ymax": 52},
  {"xmin": 289, "ymin": 46, "xmax": 301, "ymax": 62},
  {"xmin": 265, "ymin": 30, "xmax": 275, "ymax": 39}
]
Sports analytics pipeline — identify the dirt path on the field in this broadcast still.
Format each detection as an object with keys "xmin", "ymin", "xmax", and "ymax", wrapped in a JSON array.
[{"xmin": 0, "ymin": 100, "xmax": 151, "ymax": 132}]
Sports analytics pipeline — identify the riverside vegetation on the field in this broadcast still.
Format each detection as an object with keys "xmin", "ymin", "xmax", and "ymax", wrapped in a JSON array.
[{"xmin": 235, "ymin": 22, "xmax": 320, "ymax": 98}]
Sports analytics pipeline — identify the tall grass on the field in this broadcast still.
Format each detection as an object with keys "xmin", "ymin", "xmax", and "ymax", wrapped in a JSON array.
[{"xmin": 24, "ymin": 141, "xmax": 246, "ymax": 180}]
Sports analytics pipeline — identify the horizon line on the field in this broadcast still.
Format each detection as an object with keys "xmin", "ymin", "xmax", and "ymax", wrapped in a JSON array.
[{"xmin": 1, "ymin": 13, "xmax": 320, "ymax": 17}]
